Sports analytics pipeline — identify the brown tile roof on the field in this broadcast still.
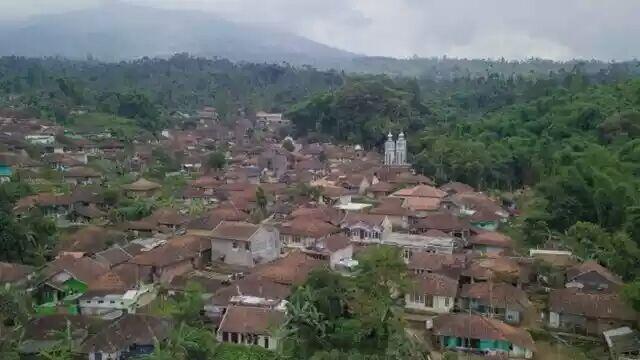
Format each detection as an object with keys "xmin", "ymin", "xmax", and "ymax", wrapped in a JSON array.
[
  {"xmin": 392, "ymin": 185, "xmax": 446, "ymax": 199},
  {"xmin": 149, "ymin": 208, "xmax": 190, "ymax": 226},
  {"xmin": 549, "ymin": 288, "xmax": 636, "ymax": 321},
  {"xmin": 368, "ymin": 181, "xmax": 395, "ymax": 193},
  {"xmin": 130, "ymin": 244, "xmax": 197, "ymax": 267},
  {"xmin": 433, "ymin": 313, "xmax": 535, "ymax": 350},
  {"xmin": 370, "ymin": 197, "xmax": 414, "ymax": 217},
  {"xmin": 80, "ymin": 315, "xmax": 172, "ymax": 354},
  {"xmin": 410, "ymin": 273, "xmax": 458, "ymax": 298},
  {"xmin": 322, "ymin": 234, "xmax": 351, "ymax": 252},
  {"xmin": 280, "ymin": 217, "xmax": 339, "ymax": 238},
  {"xmin": 567, "ymin": 260, "xmax": 623, "ymax": 285},
  {"xmin": 87, "ymin": 271, "xmax": 130, "ymax": 292},
  {"xmin": 291, "ymin": 206, "xmax": 344, "ymax": 225},
  {"xmin": 64, "ymin": 167, "xmax": 101, "ymax": 178},
  {"xmin": 342, "ymin": 213, "xmax": 387, "ymax": 227},
  {"xmin": 58, "ymin": 226, "xmax": 125, "ymax": 255},
  {"xmin": 210, "ymin": 275, "xmax": 291, "ymax": 306},
  {"xmin": 210, "ymin": 221, "xmax": 261, "ymax": 242},
  {"xmin": 167, "ymin": 235, "xmax": 212, "ymax": 252},
  {"xmin": 403, "ymin": 197, "xmax": 442, "ymax": 211},
  {"xmin": 460, "ymin": 282, "xmax": 531, "ymax": 310},
  {"xmin": 252, "ymin": 251, "xmax": 326, "ymax": 286},
  {"xmin": 94, "ymin": 246, "xmax": 134, "ymax": 267},
  {"xmin": 0, "ymin": 262, "xmax": 34, "ymax": 283},
  {"xmin": 415, "ymin": 212, "xmax": 469, "ymax": 232},
  {"xmin": 122, "ymin": 178, "xmax": 161, "ymax": 192},
  {"xmin": 407, "ymin": 253, "xmax": 467, "ymax": 273},
  {"xmin": 218, "ymin": 305, "xmax": 285, "ymax": 335},
  {"xmin": 73, "ymin": 204, "xmax": 106, "ymax": 219},
  {"xmin": 42, "ymin": 255, "xmax": 109, "ymax": 286},
  {"xmin": 470, "ymin": 231, "xmax": 514, "ymax": 249},
  {"xmin": 439, "ymin": 182, "xmax": 475, "ymax": 194}
]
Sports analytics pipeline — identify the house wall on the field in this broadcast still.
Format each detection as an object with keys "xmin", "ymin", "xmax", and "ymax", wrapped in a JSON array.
[
  {"xmin": 329, "ymin": 246, "xmax": 353, "ymax": 270},
  {"xmin": 212, "ymin": 227, "xmax": 280, "ymax": 268},
  {"xmin": 217, "ymin": 331, "xmax": 279, "ymax": 351},
  {"xmin": 405, "ymin": 294, "xmax": 454, "ymax": 313},
  {"xmin": 156, "ymin": 259, "xmax": 195, "ymax": 284},
  {"xmin": 89, "ymin": 350, "xmax": 121, "ymax": 360}
]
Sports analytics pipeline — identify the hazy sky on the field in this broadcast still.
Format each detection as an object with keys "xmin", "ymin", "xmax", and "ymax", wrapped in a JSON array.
[{"xmin": 1, "ymin": 0, "xmax": 638, "ymax": 60}]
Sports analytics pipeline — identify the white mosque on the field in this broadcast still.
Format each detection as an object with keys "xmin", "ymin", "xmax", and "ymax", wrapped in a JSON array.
[{"xmin": 384, "ymin": 132, "xmax": 408, "ymax": 166}]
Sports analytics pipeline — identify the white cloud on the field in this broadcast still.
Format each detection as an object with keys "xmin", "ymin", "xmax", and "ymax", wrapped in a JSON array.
[{"xmin": 1, "ymin": 0, "xmax": 640, "ymax": 60}]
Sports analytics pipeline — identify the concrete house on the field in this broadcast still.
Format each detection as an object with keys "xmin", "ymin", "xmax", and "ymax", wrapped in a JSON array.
[
  {"xmin": 548, "ymin": 288, "xmax": 637, "ymax": 335},
  {"xmin": 217, "ymin": 305, "xmax": 285, "ymax": 351},
  {"xmin": 80, "ymin": 314, "xmax": 171, "ymax": 360},
  {"xmin": 340, "ymin": 213, "xmax": 392, "ymax": 243},
  {"xmin": 405, "ymin": 273, "xmax": 458, "ymax": 314},
  {"xmin": 432, "ymin": 313, "xmax": 535, "ymax": 359},
  {"xmin": 459, "ymin": 282, "xmax": 531, "ymax": 325},
  {"xmin": 302, "ymin": 234, "xmax": 353, "ymax": 270},
  {"xmin": 210, "ymin": 221, "xmax": 280, "ymax": 268},
  {"xmin": 279, "ymin": 216, "xmax": 339, "ymax": 250},
  {"xmin": 565, "ymin": 260, "xmax": 623, "ymax": 292},
  {"xmin": 129, "ymin": 244, "xmax": 198, "ymax": 284}
]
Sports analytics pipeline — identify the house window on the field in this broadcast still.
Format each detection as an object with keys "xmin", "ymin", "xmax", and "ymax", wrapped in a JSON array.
[
  {"xmin": 245, "ymin": 242, "xmax": 251, "ymax": 251},
  {"xmin": 264, "ymin": 336, "xmax": 269, "ymax": 349},
  {"xmin": 403, "ymin": 249, "xmax": 412, "ymax": 259},
  {"xmin": 110, "ymin": 300, "xmax": 115, "ymax": 304},
  {"xmin": 98, "ymin": 300, "xmax": 104, "ymax": 304},
  {"xmin": 444, "ymin": 297, "xmax": 450, "ymax": 307},
  {"xmin": 231, "ymin": 333, "xmax": 238, "ymax": 343},
  {"xmin": 232, "ymin": 241, "xmax": 239, "ymax": 250},
  {"xmin": 425, "ymin": 295, "xmax": 433, "ymax": 307}
]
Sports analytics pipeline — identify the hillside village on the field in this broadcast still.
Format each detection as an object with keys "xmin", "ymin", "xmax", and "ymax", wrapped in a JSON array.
[{"xmin": 1, "ymin": 106, "xmax": 639, "ymax": 360}]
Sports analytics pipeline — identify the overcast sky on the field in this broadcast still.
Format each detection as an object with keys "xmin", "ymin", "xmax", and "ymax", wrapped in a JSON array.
[{"xmin": 1, "ymin": 0, "xmax": 638, "ymax": 60}]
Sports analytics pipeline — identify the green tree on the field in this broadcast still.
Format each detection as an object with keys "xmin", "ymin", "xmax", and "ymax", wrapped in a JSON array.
[{"xmin": 206, "ymin": 151, "xmax": 227, "ymax": 171}]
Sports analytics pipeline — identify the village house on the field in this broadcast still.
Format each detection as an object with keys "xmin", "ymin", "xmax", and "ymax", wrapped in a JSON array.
[
  {"xmin": 302, "ymin": 234, "xmax": 353, "ymax": 270},
  {"xmin": 367, "ymin": 181, "xmax": 396, "ymax": 198},
  {"xmin": 406, "ymin": 252, "xmax": 467, "ymax": 276},
  {"xmin": 413, "ymin": 212, "xmax": 471, "ymax": 240},
  {"xmin": 279, "ymin": 216, "xmax": 339, "ymax": 249},
  {"xmin": 548, "ymin": 288, "xmax": 637, "ymax": 335},
  {"xmin": 565, "ymin": 260, "xmax": 623, "ymax": 292},
  {"xmin": 340, "ymin": 213, "xmax": 392, "ymax": 243},
  {"xmin": 459, "ymin": 282, "xmax": 532, "ymax": 325},
  {"xmin": 34, "ymin": 255, "xmax": 109, "ymax": 315},
  {"xmin": 19, "ymin": 315, "xmax": 93, "ymax": 356},
  {"xmin": 209, "ymin": 221, "xmax": 280, "ymax": 268},
  {"xmin": 432, "ymin": 313, "xmax": 535, "ymax": 359},
  {"xmin": 369, "ymin": 197, "xmax": 414, "ymax": 230},
  {"xmin": 0, "ymin": 261, "xmax": 34, "ymax": 288},
  {"xmin": 405, "ymin": 273, "xmax": 458, "ymax": 314},
  {"xmin": 217, "ymin": 305, "xmax": 285, "ymax": 350},
  {"xmin": 129, "ymin": 243, "xmax": 198, "ymax": 284},
  {"xmin": 389, "ymin": 229, "xmax": 460, "ymax": 258},
  {"xmin": 62, "ymin": 166, "xmax": 102, "ymax": 186},
  {"xmin": 122, "ymin": 178, "xmax": 162, "ymax": 197},
  {"xmin": 252, "ymin": 251, "xmax": 327, "ymax": 286},
  {"xmin": 79, "ymin": 270, "xmax": 155, "ymax": 316},
  {"xmin": 80, "ymin": 314, "xmax": 171, "ymax": 360},
  {"xmin": 468, "ymin": 230, "xmax": 514, "ymax": 255}
]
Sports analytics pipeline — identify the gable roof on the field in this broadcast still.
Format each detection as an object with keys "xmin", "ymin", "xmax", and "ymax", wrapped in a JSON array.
[
  {"xmin": 470, "ymin": 231, "xmax": 514, "ymax": 249},
  {"xmin": 410, "ymin": 273, "xmax": 459, "ymax": 298},
  {"xmin": 218, "ymin": 305, "xmax": 285, "ymax": 335},
  {"xmin": 80, "ymin": 315, "xmax": 171, "ymax": 353},
  {"xmin": 210, "ymin": 221, "xmax": 261, "ymax": 242},
  {"xmin": 567, "ymin": 260, "xmax": 623, "ymax": 285},
  {"xmin": 42, "ymin": 255, "xmax": 109, "ymax": 286},
  {"xmin": 549, "ymin": 288, "xmax": 636, "ymax": 321},
  {"xmin": 392, "ymin": 185, "xmax": 446, "ymax": 199},
  {"xmin": 341, "ymin": 213, "xmax": 387, "ymax": 228},
  {"xmin": 433, "ymin": 313, "xmax": 535, "ymax": 350},
  {"xmin": 0, "ymin": 261, "xmax": 34, "ymax": 283},
  {"xmin": 280, "ymin": 217, "xmax": 338, "ymax": 238},
  {"xmin": 130, "ymin": 244, "xmax": 197, "ymax": 267},
  {"xmin": 252, "ymin": 251, "xmax": 326, "ymax": 286},
  {"xmin": 122, "ymin": 178, "xmax": 161, "ymax": 192},
  {"xmin": 210, "ymin": 275, "xmax": 291, "ymax": 306},
  {"xmin": 460, "ymin": 282, "xmax": 531, "ymax": 310}
]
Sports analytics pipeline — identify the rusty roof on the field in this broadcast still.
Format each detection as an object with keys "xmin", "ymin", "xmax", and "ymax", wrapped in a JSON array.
[{"xmin": 218, "ymin": 305, "xmax": 285, "ymax": 335}]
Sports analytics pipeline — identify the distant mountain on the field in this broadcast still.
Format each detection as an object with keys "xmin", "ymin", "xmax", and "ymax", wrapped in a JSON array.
[{"xmin": 0, "ymin": 2, "xmax": 356, "ymax": 67}]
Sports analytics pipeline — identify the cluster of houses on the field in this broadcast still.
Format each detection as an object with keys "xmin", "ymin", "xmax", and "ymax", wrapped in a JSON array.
[{"xmin": 1, "ymin": 109, "xmax": 639, "ymax": 360}]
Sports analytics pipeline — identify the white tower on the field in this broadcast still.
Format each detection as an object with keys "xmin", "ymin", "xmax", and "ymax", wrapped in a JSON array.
[
  {"xmin": 384, "ymin": 132, "xmax": 395, "ymax": 165},
  {"xmin": 395, "ymin": 132, "xmax": 406, "ymax": 165}
]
